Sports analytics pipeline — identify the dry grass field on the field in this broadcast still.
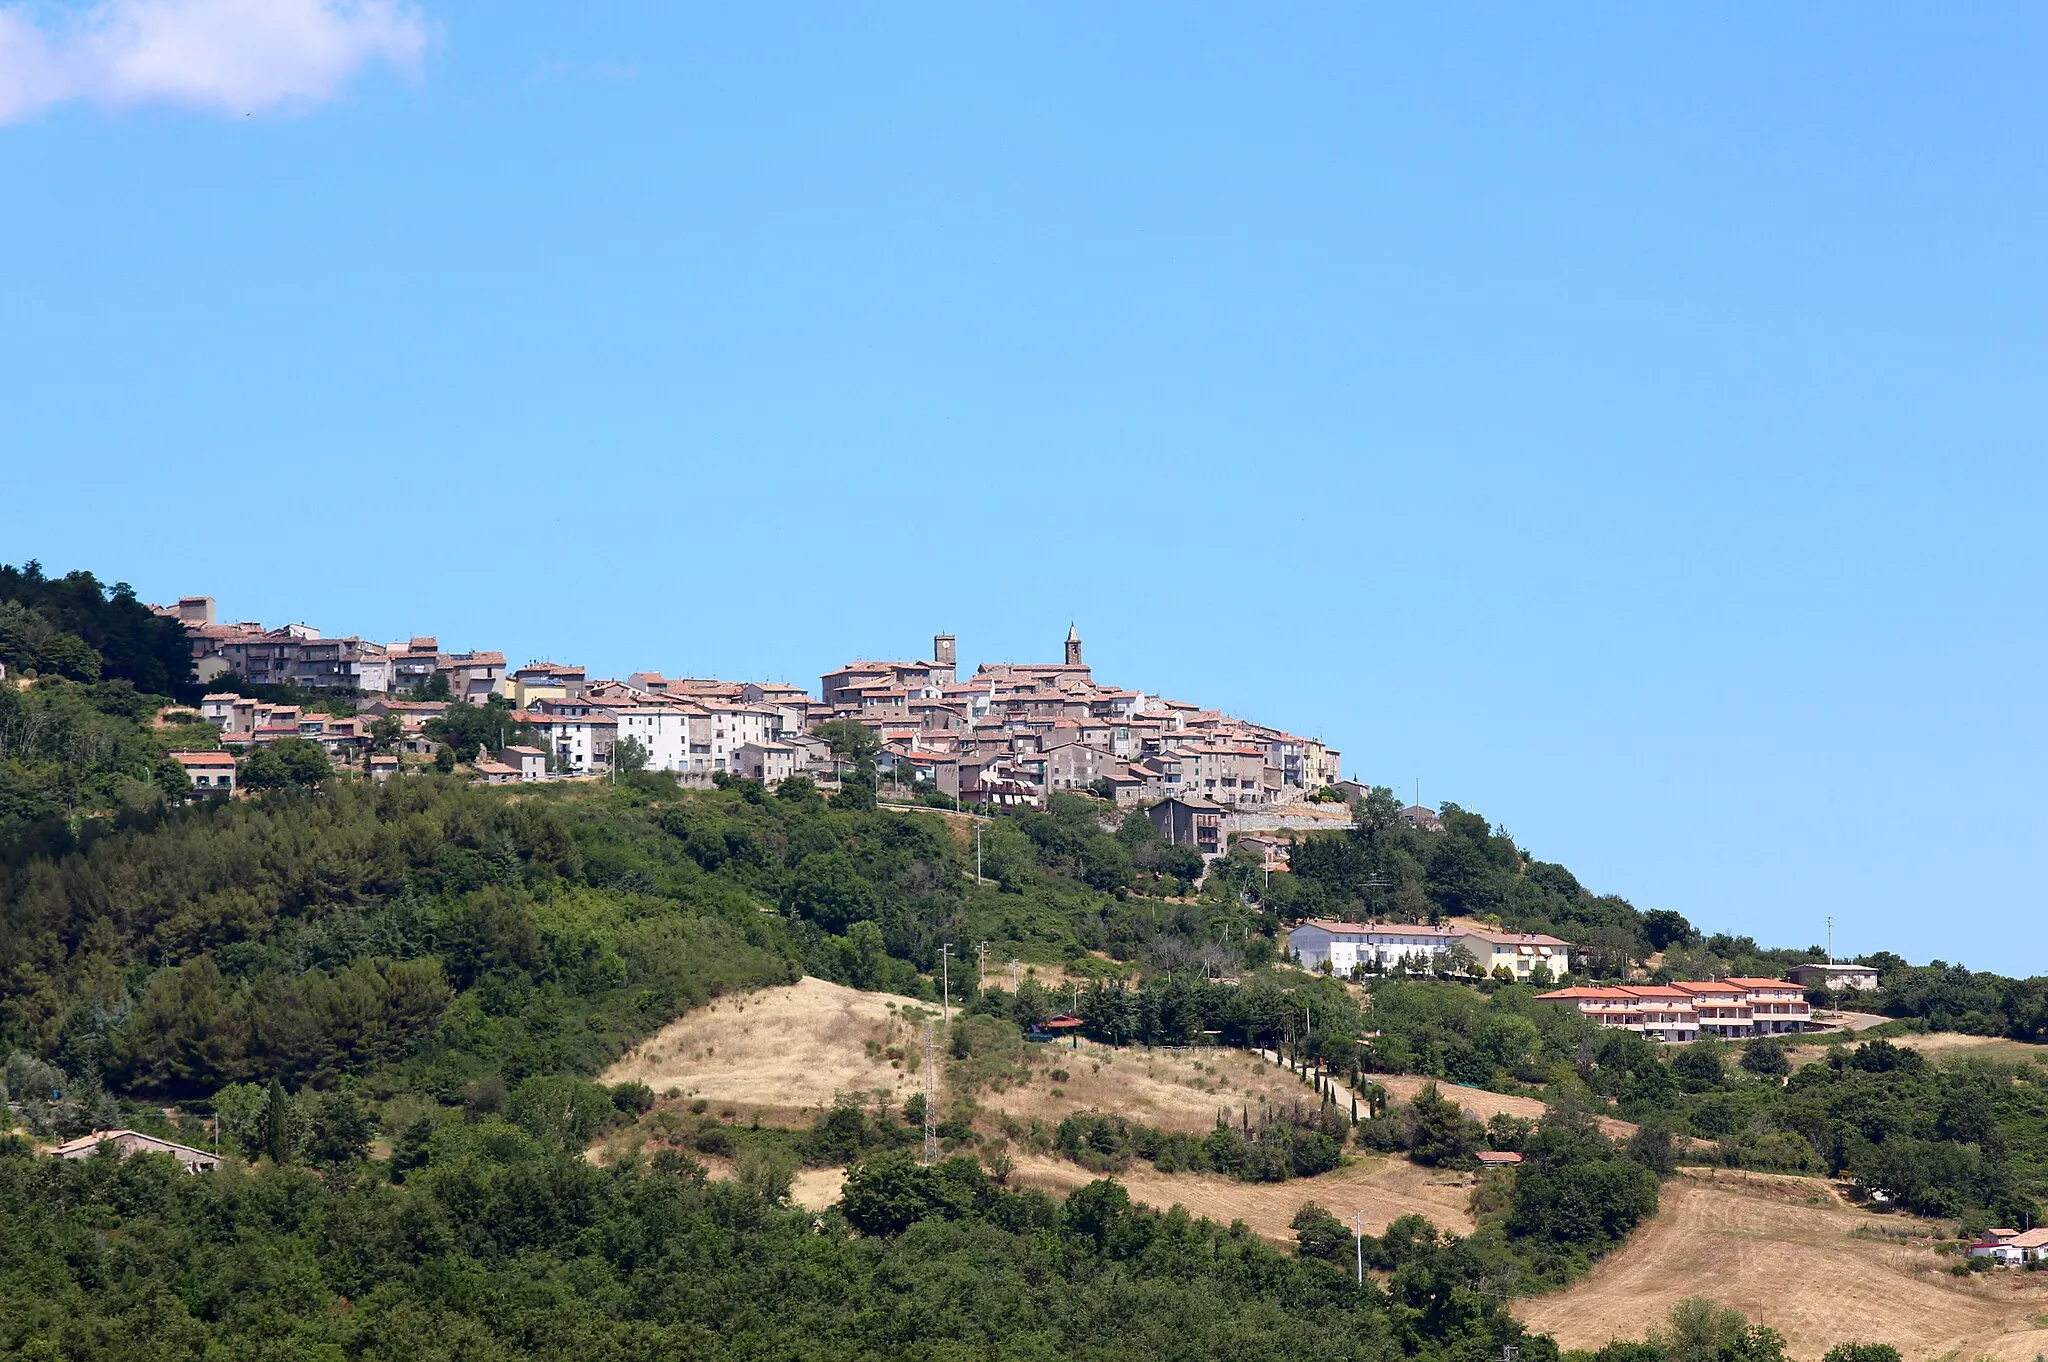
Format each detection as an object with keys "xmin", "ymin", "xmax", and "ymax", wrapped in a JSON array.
[
  {"xmin": 688, "ymin": 1154, "xmax": 849, "ymax": 1212},
  {"xmin": 1007, "ymin": 1151, "xmax": 1478, "ymax": 1244},
  {"xmin": 599, "ymin": 977, "xmax": 940, "ymax": 1123},
  {"xmin": 1516, "ymin": 1168, "xmax": 2048, "ymax": 1361},
  {"xmin": 1786, "ymin": 1032, "xmax": 2048, "ymax": 1072},
  {"xmin": 601, "ymin": 977, "xmax": 1323, "ymax": 1131},
  {"xmin": 974, "ymin": 1044, "xmax": 1316, "ymax": 1132},
  {"xmin": 1370, "ymin": 1074, "xmax": 1641, "ymax": 1142}
]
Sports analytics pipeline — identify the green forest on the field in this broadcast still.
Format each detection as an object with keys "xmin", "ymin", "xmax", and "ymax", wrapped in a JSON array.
[{"xmin": 4, "ymin": 561, "xmax": 2048, "ymax": 1359}]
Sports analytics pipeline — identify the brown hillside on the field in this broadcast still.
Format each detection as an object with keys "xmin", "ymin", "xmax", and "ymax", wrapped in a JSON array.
[
  {"xmin": 1371, "ymin": 1074, "xmax": 1641, "ymax": 1142},
  {"xmin": 1516, "ymin": 1168, "xmax": 2048, "ymax": 1361},
  {"xmin": 599, "ymin": 977, "xmax": 938, "ymax": 1123},
  {"xmin": 1007, "ymin": 1151, "xmax": 1478, "ymax": 1244},
  {"xmin": 602, "ymin": 978, "xmax": 1322, "ymax": 1131}
]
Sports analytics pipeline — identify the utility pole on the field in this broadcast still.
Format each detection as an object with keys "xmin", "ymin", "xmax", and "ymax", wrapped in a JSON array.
[
  {"xmin": 1350, "ymin": 1208, "xmax": 1369, "ymax": 1285},
  {"xmin": 975, "ymin": 820, "xmax": 983, "ymax": 884},
  {"xmin": 1010, "ymin": 958, "xmax": 1021, "ymax": 990},
  {"xmin": 940, "ymin": 944, "xmax": 953, "ymax": 1024},
  {"xmin": 921, "ymin": 1022, "xmax": 939, "ymax": 1165},
  {"xmin": 978, "ymin": 941, "xmax": 988, "ymax": 993}
]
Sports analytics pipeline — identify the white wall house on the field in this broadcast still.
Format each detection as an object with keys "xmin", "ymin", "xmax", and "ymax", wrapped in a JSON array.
[
  {"xmin": 612, "ymin": 706, "xmax": 690, "ymax": 772},
  {"xmin": 531, "ymin": 715, "xmax": 610, "ymax": 774},
  {"xmin": 676, "ymin": 702, "xmax": 786, "ymax": 777},
  {"xmin": 1288, "ymin": 920, "xmax": 1457, "ymax": 975},
  {"xmin": 1970, "ymin": 1229, "xmax": 2048, "ymax": 1264},
  {"xmin": 1451, "ymin": 927, "xmax": 1572, "ymax": 979}
]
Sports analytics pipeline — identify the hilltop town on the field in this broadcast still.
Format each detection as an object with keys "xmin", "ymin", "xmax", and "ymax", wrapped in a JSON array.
[
  {"xmin": 157, "ymin": 595, "xmax": 1348, "ymax": 820},
  {"xmin": 143, "ymin": 594, "xmax": 1903, "ymax": 1048}
]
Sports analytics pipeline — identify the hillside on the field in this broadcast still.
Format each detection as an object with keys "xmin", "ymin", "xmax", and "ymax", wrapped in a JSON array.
[
  {"xmin": 7, "ymin": 560, "xmax": 2048, "ymax": 1359},
  {"xmin": 1007, "ymin": 1149, "xmax": 1478, "ymax": 1243},
  {"xmin": 1518, "ymin": 1168, "xmax": 2048, "ymax": 1361},
  {"xmin": 601, "ymin": 978, "xmax": 937, "ymax": 1121},
  {"xmin": 603, "ymin": 976, "xmax": 1315, "ymax": 1131}
]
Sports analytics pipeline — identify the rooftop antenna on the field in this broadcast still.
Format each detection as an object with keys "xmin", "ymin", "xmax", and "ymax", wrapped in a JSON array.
[
  {"xmin": 921, "ymin": 1022, "xmax": 939, "ymax": 1165},
  {"xmin": 1827, "ymin": 915, "xmax": 1834, "ymax": 964}
]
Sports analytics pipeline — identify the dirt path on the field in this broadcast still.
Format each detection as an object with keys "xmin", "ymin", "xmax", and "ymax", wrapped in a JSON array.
[{"xmin": 1516, "ymin": 1168, "xmax": 2048, "ymax": 1361}]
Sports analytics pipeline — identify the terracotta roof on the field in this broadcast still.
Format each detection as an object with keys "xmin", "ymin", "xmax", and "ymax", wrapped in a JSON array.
[
  {"xmin": 51, "ymin": 1129, "xmax": 218, "ymax": 1162},
  {"xmin": 1453, "ymin": 926, "xmax": 1572, "ymax": 947}
]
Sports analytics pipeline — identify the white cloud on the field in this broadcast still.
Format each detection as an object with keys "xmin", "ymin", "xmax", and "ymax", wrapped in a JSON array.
[{"xmin": 0, "ymin": 0, "xmax": 427, "ymax": 122}]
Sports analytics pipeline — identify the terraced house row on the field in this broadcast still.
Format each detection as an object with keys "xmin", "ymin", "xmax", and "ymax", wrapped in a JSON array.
[{"xmin": 1537, "ymin": 977, "xmax": 1812, "ymax": 1041}]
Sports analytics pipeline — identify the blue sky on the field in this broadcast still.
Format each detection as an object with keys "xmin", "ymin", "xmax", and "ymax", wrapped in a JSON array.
[{"xmin": 2, "ymin": 3, "xmax": 2043, "ymax": 969}]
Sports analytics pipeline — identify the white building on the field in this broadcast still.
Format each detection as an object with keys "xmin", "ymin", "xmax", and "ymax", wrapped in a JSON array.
[
  {"xmin": 612, "ymin": 706, "xmax": 691, "ymax": 772},
  {"xmin": 501, "ymin": 745, "xmax": 548, "ymax": 781},
  {"xmin": 1451, "ymin": 927, "xmax": 1572, "ymax": 980},
  {"xmin": 1788, "ymin": 962, "xmax": 1880, "ymax": 992},
  {"xmin": 1288, "ymin": 920, "xmax": 1457, "ymax": 975},
  {"xmin": 1970, "ymin": 1228, "xmax": 2048, "ymax": 1264},
  {"xmin": 677, "ymin": 701, "xmax": 786, "ymax": 777},
  {"xmin": 530, "ymin": 713, "xmax": 613, "ymax": 774}
]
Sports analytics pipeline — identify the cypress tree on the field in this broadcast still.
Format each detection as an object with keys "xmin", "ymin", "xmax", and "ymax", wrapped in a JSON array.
[{"xmin": 264, "ymin": 1077, "xmax": 290, "ymax": 1164}]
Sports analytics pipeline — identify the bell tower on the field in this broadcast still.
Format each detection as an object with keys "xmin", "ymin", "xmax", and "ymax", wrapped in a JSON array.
[{"xmin": 1065, "ymin": 622, "xmax": 1083, "ymax": 668}]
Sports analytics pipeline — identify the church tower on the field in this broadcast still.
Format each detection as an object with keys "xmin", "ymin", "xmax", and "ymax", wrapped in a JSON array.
[{"xmin": 1065, "ymin": 622, "xmax": 1083, "ymax": 668}]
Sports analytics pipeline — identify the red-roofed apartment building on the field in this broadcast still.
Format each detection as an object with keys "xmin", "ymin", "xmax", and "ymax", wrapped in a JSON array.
[
  {"xmin": 1541, "ymin": 977, "xmax": 1811, "ymax": 1040},
  {"xmin": 1719, "ymin": 978, "xmax": 1811, "ymax": 1034},
  {"xmin": 1534, "ymin": 986, "xmax": 1700, "ymax": 1042}
]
